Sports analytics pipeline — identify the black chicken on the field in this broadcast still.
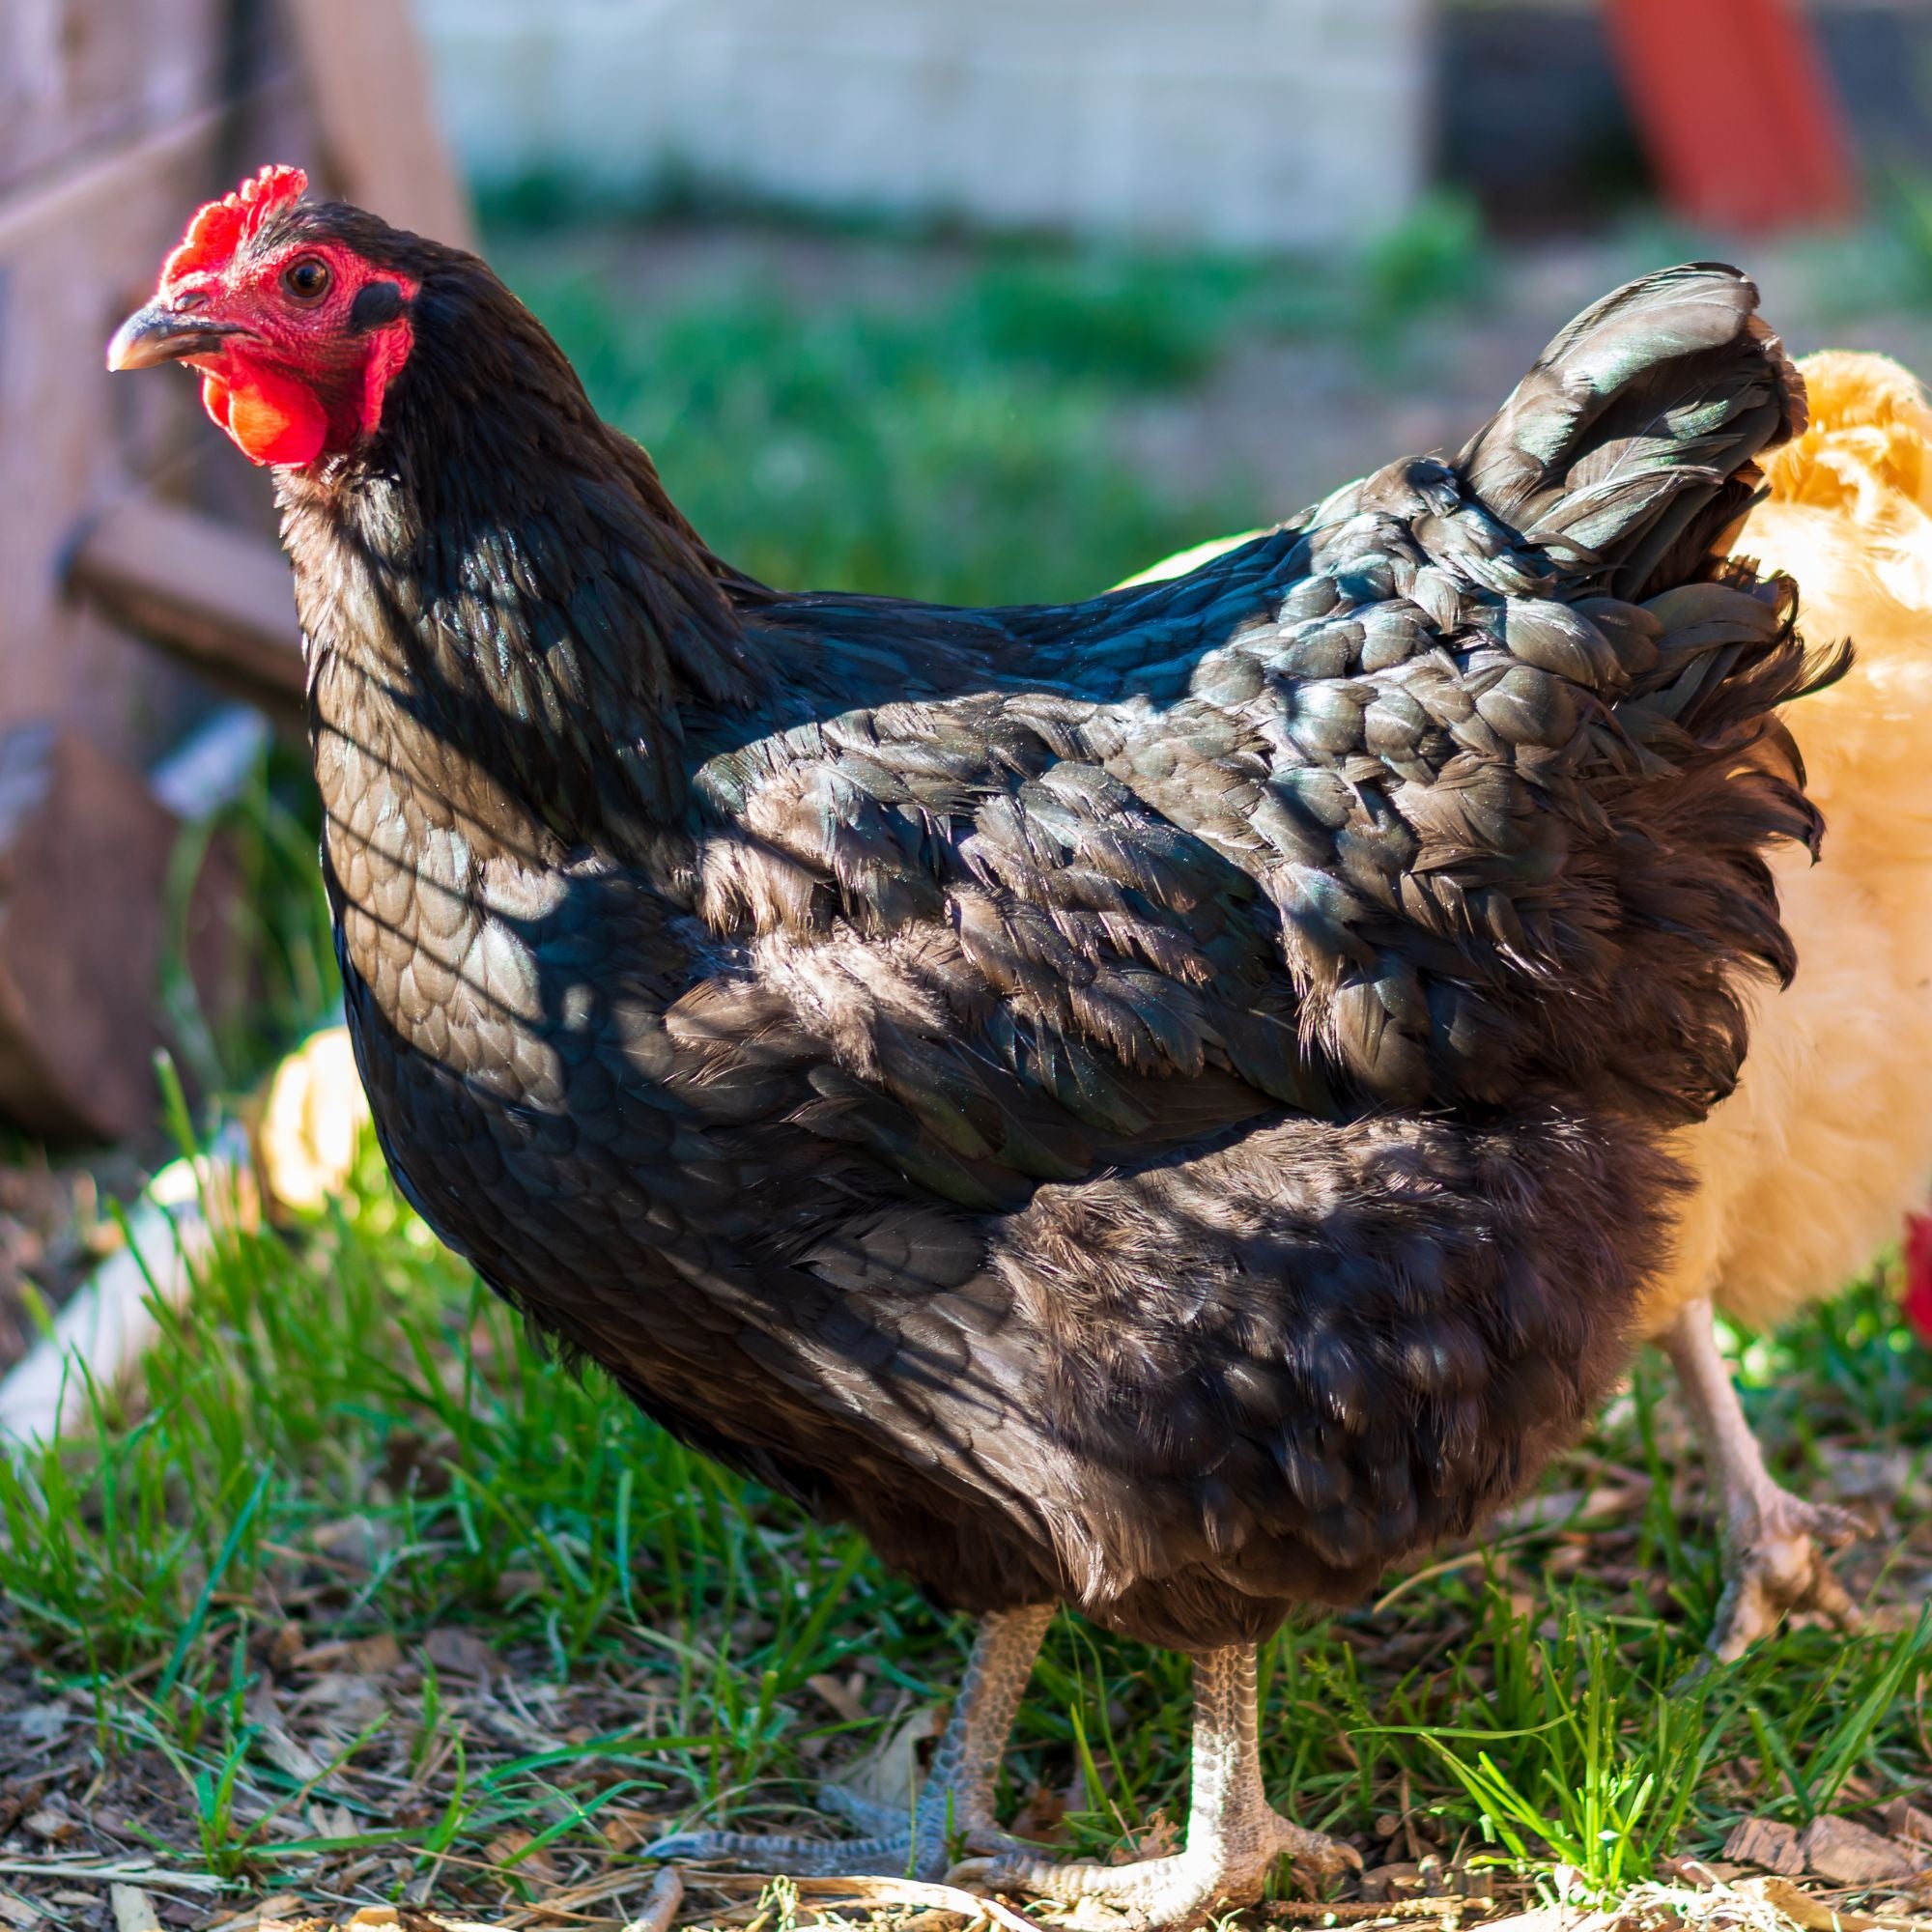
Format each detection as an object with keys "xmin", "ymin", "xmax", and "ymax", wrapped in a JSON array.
[{"xmin": 113, "ymin": 168, "xmax": 1834, "ymax": 1924}]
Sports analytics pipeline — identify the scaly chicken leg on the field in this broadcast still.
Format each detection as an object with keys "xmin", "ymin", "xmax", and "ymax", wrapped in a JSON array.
[
  {"xmin": 648, "ymin": 1605, "xmax": 1053, "ymax": 1879},
  {"xmin": 962, "ymin": 1644, "xmax": 1358, "ymax": 1924},
  {"xmin": 1661, "ymin": 1297, "xmax": 1863, "ymax": 1661}
]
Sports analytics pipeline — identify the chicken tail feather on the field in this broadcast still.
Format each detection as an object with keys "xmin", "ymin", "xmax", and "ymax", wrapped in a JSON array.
[{"xmin": 1458, "ymin": 261, "xmax": 1805, "ymax": 606}]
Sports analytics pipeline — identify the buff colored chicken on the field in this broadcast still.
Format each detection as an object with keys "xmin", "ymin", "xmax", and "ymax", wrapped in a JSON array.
[
  {"xmin": 254, "ymin": 1025, "xmax": 371, "ymax": 1214},
  {"xmin": 1128, "ymin": 350, "xmax": 1932, "ymax": 1662},
  {"xmin": 1643, "ymin": 350, "xmax": 1932, "ymax": 1660}
]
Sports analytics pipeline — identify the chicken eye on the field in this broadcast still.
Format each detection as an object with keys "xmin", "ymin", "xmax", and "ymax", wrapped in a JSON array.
[{"xmin": 282, "ymin": 258, "xmax": 330, "ymax": 303}]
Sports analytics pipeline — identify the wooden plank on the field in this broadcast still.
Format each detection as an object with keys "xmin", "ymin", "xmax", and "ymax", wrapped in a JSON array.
[
  {"xmin": 0, "ymin": 0, "xmax": 232, "ymax": 203},
  {"xmin": 69, "ymin": 494, "xmax": 305, "ymax": 724},
  {"xmin": 0, "ymin": 91, "xmax": 308, "ymax": 763},
  {"xmin": 0, "ymin": 93, "xmax": 287, "ymax": 252},
  {"xmin": 285, "ymin": 0, "xmax": 476, "ymax": 248},
  {"xmin": 0, "ymin": 727, "xmax": 237, "ymax": 1140}
]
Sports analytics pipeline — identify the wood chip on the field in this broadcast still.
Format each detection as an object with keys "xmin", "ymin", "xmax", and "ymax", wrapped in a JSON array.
[
  {"xmin": 1726, "ymin": 1816, "xmax": 1808, "ymax": 1877},
  {"xmin": 0, "ymin": 1893, "xmax": 40, "ymax": 1931},
  {"xmin": 295, "ymin": 1673, "xmax": 385, "ymax": 1727},
  {"xmin": 349, "ymin": 1633, "xmax": 403, "ymax": 1675},
  {"xmin": 598, "ymin": 1805, "xmax": 670, "ymax": 1855},
  {"xmin": 1800, "ymin": 1816, "xmax": 1921, "ymax": 1886},
  {"xmin": 485, "ymin": 1829, "xmax": 560, "ymax": 1889},
  {"xmin": 1882, "ymin": 1801, "xmax": 1932, "ymax": 1849},
  {"xmin": 620, "ymin": 1867, "xmax": 683, "ymax": 1932},
  {"xmin": 210, "ymin": 1892, "xmax": 309, "ymax": 1929},
  {"xmin": 1455, "ymin": 1911, "xmax": 1573, "ymax": 1932},
  {"xmin": 305, "ymin": 1802, "xmax": 357, "ymax": 1841},
  {"xmin": 259, "ymin": 1726, "xmax": 328, "ymax": 1785},
  {"xmin": 804, "ymin": 1671, "xmax": 869, "ymax": 1724},
  {"xmin": 1272, "ymin": 1906, "xmax": 1493, "ymax": 1926},
  {"xmin": 338, "ymin": 1912, "xmax": 502, "ymax": 1932},
  {"xmin": 800, "ymin": 1872, "xmax": 1037, "ymax": 1932},
  {"xmin": 492, "ymin": 1864, "xmax": 662, "ymax": 1926},
  {"xmin": 0, "ymin": 1866, "xmax": 220, "ymax": 1898},
  {"xmin": 834, "ymin": 1702, "xmax": 944, "ymax": 1814},
  {"xmin": 1005, "ymin": 1783, "xmax": 1068, "ymax": 1844},
  {"xmin": 1361, "ymin": 1862, "xmax": 1426, "ymax": 1902},
  {"xmin": 290, "ymin": 1634, "xmax": 399, "ymax": 1675},
  {"xmin": 423, "ymin": 1628, "xmax": 498, "ymax": 1680},
  {"xmin": 1492, "ymin": 1485, "xmax": 1646, "ymax": 1536},
  {"xmin": 310, "ymin": 1518, "xmax": 387, "ymax": 1573},
  {"xmin": 1656, "ymin": 1857, "xmax": 1741, "ymax": 1889},
  {"xmin": 110, "ymin": 1886, "xmax": 162, "ymax": 1932},
  {"xmin": 1118, "ymin": 1808, "xmax": 1180, "ymax": 1863},
  {"xmin": 1740, "ymin": 1874, "xmax": 1881, "ymax": 1931}
]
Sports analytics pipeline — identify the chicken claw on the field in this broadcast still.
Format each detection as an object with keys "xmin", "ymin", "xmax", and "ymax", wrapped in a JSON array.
[
  {"xmin": 960, "ymin": 1644, "xmax": 1359, "ymax": 1930},
  {"xmin": 1661, "ymin": 1297, "xmax": 1867, "ymax": 1662},
  {"xmin": 1708, "ymin": 1487, "xmax": 1864, "ymax": 1664},
  {"xmin": 964, "ymin": 1812, "xmax": 1356, "ymax": 1930},
  {"xmin": 647, "ymin": 1605, "xmax": 1051, "ymax": 1881}
]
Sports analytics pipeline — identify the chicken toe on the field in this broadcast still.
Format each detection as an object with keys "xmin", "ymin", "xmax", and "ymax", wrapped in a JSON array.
[
  {"xmin": 972, "ymin": 1815, "xmax": 1355, "ymax": 1929},
  {"xmin": 1661, "ymin": 1297, "xmax": 1866, "ymax": 1662},
  {"xmin": 1708, "ymin": 1488, "xmax": 1863, "ymax": 1663},
  {"xmin": 648, "ymin": 1605, "xmax": 1051, "ymax": 1881},
  {"xmin": 963, "ymin": 1644, "xmax": 1358, "ymax": 1929}
]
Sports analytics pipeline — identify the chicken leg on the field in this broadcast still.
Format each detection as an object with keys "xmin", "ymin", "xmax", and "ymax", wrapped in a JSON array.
[
  {"xmin": 647, "ymin": 1604, "xmax": 1053, "ymax": 1879},
  {"xmin": 1662, "ymin": 1297, "xmax": 1863, "ymax": 1662},
  {"xmin": 961, "ymin": 1643, "xmax": 1359, "ymax": 1926}
]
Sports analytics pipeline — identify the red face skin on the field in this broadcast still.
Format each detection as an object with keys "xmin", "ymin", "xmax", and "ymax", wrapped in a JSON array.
[
  {"xmin": 114, "ymin": 168, "xmax": 420, "ymax": 468},
  {"xmin": 161, "ymin": 237, "xmax": 418, "ymax": 466}
]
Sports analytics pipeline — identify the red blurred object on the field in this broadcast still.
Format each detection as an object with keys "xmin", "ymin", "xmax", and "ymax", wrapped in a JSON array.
[
  {"xmin": 1903, "ymin": 1212, "xmax": 1932, "ymax": 1348},
  {"xmin": 1605, "ymin": 0, "xmax": 1858, "ymax": 232}
]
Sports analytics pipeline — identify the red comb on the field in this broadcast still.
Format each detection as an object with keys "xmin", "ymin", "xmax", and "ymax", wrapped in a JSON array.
[
  {"xmin": 162, "ymin": 164, "xmax": 309, "ymax": 286},
  {"xmin": 1906, "ymin": 1211, "xmax": 1932, "ymax": 1349}
]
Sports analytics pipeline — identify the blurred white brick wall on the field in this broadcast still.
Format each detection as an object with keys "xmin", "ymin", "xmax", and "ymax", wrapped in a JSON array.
[{"xmin": 413, "ymin": 0, "xmax": 1431, "ymax": 248}]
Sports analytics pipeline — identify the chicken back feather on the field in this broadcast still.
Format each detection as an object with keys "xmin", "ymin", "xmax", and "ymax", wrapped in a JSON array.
[{"xmin": 1131, "ymin": 348, "xmax": 1932, "ymax": 1665}]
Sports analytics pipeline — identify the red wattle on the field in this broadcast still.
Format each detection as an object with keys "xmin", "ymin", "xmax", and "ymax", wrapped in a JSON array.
[
  {"xmin": 200, "ymin": 372, "xmax": 234, "ymax": 437},
  {"xmin": 199, "ymin": 359, "xmax": 327, "ymax": 467}
]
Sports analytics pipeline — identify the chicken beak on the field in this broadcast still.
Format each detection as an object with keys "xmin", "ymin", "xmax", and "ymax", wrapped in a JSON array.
[{"xmin": 106, "ymin": 303, "xmax": 243, "ymax": 372}]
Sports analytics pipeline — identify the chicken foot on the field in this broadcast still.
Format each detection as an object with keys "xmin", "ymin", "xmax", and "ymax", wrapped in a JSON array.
[
  {"xmin": 959, "ymin": 1643, "xmax": 1358, "ymax": 1928},
  {"xmin": 1662, "ymin": 1296, "xmax": 1864, "ymax": 1662},
  {"xmin": 647, "ymin": 1604, "xmax": 1053, "ymax": 1880}
]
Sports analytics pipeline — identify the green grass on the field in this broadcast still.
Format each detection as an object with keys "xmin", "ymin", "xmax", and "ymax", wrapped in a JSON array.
[
  {"xmin": 486, "ymin": 191, "xmax": 1492, "ymax": 605},
  {"xmin": 0, "ymin": 1128, "xmax": 1926, "ymax": 1917},
  {"xmin": 159, "ymin": 742, "xmax": 341, "ymax": 1099},
  {"xmin": 531, "ymin": 264, "xmax": 1223, "ymax": 604}
]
